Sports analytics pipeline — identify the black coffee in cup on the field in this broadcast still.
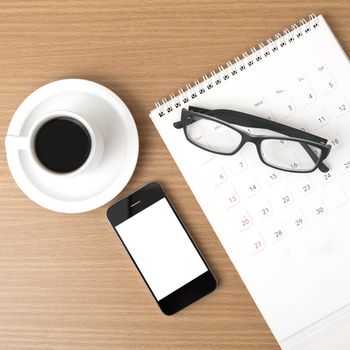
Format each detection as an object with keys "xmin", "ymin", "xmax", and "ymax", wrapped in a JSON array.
[{"xmin": 34, "ymin": 117, "xmax": 92, "ymax": 173}]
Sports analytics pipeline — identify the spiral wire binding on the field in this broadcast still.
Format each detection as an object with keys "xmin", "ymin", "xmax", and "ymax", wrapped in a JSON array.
[{"xmin": 154, "ymin": 14, "xmax": 319, "ymax": 118}]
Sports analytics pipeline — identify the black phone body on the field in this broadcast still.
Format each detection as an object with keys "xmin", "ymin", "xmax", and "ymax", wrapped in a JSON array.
[{"xmin": 107, "ymin": 182, "xmax": 217, "ymax": 315}]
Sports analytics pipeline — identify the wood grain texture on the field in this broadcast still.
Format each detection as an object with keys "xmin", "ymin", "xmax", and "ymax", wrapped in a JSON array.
[{"xmin": 1, "ymin": 1, "xmax": 349, "ymax": 349}]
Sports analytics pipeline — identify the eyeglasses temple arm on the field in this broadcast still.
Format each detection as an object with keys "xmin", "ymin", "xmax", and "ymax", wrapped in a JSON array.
[
  {"xmin": 173, "ymin": 120, "xmax": 183, "ymax": 129},
  {"xmin": 300, "ymin": 142, "xmax": 329, "ymax": 172},
  {"xmin": 188, "ymin": 106, "xmax": 328, "ymax": 144}
]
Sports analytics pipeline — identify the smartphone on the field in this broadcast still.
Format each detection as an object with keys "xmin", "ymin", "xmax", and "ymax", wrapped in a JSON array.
[{"xmin": 107, "ymin": 182, "xmax": 217, "ymax": 315}]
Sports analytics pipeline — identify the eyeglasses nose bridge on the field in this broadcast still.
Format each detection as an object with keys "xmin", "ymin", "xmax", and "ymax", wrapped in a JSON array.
[
  {"xmin": 240, "ymin": 132, "xmax": 263, "ymax": 154},
  {"xmin": 242, "ymin": 131, "xmax": 259, "ymax": 143}
]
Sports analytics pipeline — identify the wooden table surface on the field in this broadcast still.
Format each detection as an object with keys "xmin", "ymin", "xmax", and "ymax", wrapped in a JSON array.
[{"xmin": 1, "ymin": 1, "xmax": 350, "ymax": 349}]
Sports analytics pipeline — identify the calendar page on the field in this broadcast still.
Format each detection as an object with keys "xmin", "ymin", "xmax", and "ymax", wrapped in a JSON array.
[{"xmin": 150, "ymin": 15, "xmax": 350, "ymax": 349}]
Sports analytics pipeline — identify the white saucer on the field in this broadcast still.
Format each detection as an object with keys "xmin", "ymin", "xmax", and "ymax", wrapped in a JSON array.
[{"xmin": 5, "ymin": 79, "xmax": 139, "ymax": 213}]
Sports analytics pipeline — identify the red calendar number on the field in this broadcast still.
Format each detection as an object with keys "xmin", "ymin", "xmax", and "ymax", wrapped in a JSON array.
[
  {"xmin": 241, "ymin": 216, "xmax": 250, "ymax": 227},
  {"xmin": 229, "ymin": 195, "xmax": 237, "ymax": 204},
  {"xmin": 254, "ymin": 241, "xmax": 262, "ymax": 250}
]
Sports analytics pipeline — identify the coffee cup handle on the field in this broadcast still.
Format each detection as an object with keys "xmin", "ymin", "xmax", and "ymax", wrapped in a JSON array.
[{"xmin": 5, "ymin": 135, "xmax": 30, "ymax": 151}]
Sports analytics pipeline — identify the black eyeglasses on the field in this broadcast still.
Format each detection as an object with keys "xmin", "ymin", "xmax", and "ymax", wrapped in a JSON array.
[{"xmin": 173, "ymin": 106, "xmax": 332, "ymax": 173}]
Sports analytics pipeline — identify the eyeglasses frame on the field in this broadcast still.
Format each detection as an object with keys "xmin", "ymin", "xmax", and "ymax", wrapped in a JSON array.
[{"xmin": 174, "ymin": 107, "xmax": 332, "ymax": 174}]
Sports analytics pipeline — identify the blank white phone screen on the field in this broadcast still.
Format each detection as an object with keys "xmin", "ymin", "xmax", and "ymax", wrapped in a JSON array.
[{"xmin": 116, "ymin": 198, "xmax": 208, "ymax": 301}]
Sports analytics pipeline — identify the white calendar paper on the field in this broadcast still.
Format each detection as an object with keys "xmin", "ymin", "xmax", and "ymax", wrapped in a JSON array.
[{"xmin": 150, "ymin": 15, "xmax": 350, "ymax": 349}]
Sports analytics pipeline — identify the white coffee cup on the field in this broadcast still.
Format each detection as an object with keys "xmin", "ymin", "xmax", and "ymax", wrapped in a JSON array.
[{"xmin": 5, "ymin": 110, "xmax": 104, "ymax": 177}]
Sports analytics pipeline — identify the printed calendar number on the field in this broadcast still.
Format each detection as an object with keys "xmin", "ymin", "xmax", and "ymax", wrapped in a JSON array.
[
  {"xmin": 254, "ymin": 241, "xmax": 263, "ymax": 250},
  {"xmin": 255, "ymin": 166, "xmax": 281, "ymax": 187},
  {"xmin": 338, "ymin": 104, "xmax": 347, "ymax": 113},
  {"xmin": 211, "ymin": 182, "xmax": 239, "ymax": 210},
  {"xmin": 295, "ymin": 218, "xmax": 303, "ymax": 227},
  {"xmin": 291, "ymin": 74, "xmax": 317, "ymax": 107},
  {"xmin": 278, "ymin": 139, "xmax": 287, "ymax": 148},
  {"xmin": 318, "ymin": 115, "xmax": 327, "ymax": 125},
  {"xmin": 330, "ymin": 137, "xmax": 341, "ymax": 149},
  {"xmin": 260, "ymin": 222, "xmax": 286, "ymax": 244},
  {"xmin": 282, "ymin": 209, "xmax": 306, "ymax": 231},
  {"xmin": 289, "ymin": 162, "xmax": 299, "ymax": 170},
  {"xmin": 311, "ymin": 64, "xmax": 337, "ymax": 95},
  {"xmin": 267, "ymin": 171, "xmax": 281, "ymax": 185},
  {"xmin": 270, "ymin": 187, "xmax": 293, "ymax": 209},
  {"xmin": 302, "ymin": 199, "xmax": 327, "ymax": 221},
  {"xmin": 335, "ymin": 100, "xmax": 348, "ymax": 116},
  {"xmin": 324, "ymin": 94, "xmax": 349, "ymax": 117},
  {"xmin": 282, "ymin": 195, "xmax": 291, "ymax": 204},
  {"xmin": 274, "ymin": 229, "xmax": 283, "ymax": 238},
  {"xmin": 330, "ymin": 149, "xmax": 350, "ymax": 175},
  {"xmin": 241, "ymin": 216, "xmax": 251, "ymax": 227},
  {"xmin": 201, "ymin": 161, "xmax": 227, "ymax": 188},
  {"xmin": 248, "ymin": 196, "xmax": 273, "ymax": 221},
  {"xmin": 323, "ymin": 172, "xmax": 332, "ymax": 181},
  {"xmin": 262, "ymin": 207, "xmax": 270, "ymax": 216},
  {"xmin": 291, "ymin": 215, "xmax": 306, "ymax": 230},
  {"xmin": 303, "ymin": 184, "xmax": 311, "ymax": 193},
  {"xmin": 269, "ymin": 87, "xmax": 295, "ymax": 118},
  {"xmin": 231, "ymin": 208, "xmax": 254, "ymax": 232},
  {"xmin": 239, "ymin": 231, "xmax": 265, "ymax": 255},
  {"xmin": 313, "ymin": 170, "xmax": 334, "ymax": 187},
  {"xmin": 235, "ymin": 210, "xmax": 253, "ymax": 232},
  {"xmin": 236, "ymin": 176, "xmax": 260, "ymax": 198},
  {"xmin": 316, "ymin": 206, "xmax": 325, "ymax": 215},
  {"xmin": 303, "ymin": 106, "xmax": 329, "ymax": 131},
  {"xmin": 288, "ymin": 175, "xmax": 314, "ymax": 198},
  {"xmin": 270, "ymin": 172, "xmax": 278, "ymax": 181},
  {"xmin": 229, "ymin": 195, "xmax": 238, "ymax": 204},
  {"xmin": 252, "ymin": 238, "xmax": 265, "ymax": 253},
  {"xmin": 246, "ymin": 181, "xmax": 260, "ymax": 197},
  {"xmin": 312, "ymin": 203, "xmax": 327, "ymax": 219},
  {"xmin": 228, "ymin": 154, "xmax": 247, "ymax": 175},
  {"xmin": 249, "ymin": 184, "xmax": 258, "ymax": 192}
]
